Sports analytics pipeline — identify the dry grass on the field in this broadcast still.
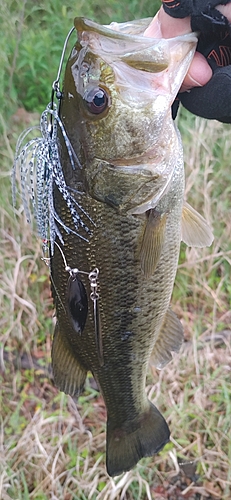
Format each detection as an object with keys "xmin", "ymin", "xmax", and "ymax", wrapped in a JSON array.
[{"xmin": 0, "ymin": 110, "xmax": 231, "ymax": 499}]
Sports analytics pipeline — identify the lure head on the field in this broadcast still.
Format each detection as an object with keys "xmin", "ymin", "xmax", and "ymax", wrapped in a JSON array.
[{"xmin": 60, "ymin": 18, "xmax": 197, "ymax": 213}]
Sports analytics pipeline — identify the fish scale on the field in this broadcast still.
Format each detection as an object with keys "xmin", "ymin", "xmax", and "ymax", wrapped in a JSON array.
[
  {"xmin": 49, "ymin": 18, "xmax": 199, "ymax": 477},
  {"xmin": 51, "ymin": 148, "xmax": 183, "ymax": 466}
]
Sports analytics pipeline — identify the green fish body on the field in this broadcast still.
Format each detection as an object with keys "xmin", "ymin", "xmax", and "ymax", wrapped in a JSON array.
[{"xmin": 50, "ymin": 19, "xmax": 198, "ymax": 476}]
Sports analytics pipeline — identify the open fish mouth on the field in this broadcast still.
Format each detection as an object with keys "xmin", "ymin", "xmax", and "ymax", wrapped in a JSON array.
[{"xmin": 74, "ymin": 17, "xmax": 198, "ymax": 104}]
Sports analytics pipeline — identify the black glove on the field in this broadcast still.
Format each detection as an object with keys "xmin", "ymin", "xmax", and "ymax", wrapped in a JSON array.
[
  {"xmin": 162, "ymin": 0, "xmax": 231, "ymax": 33},
  {"xmin": 163, "ymin": 0, "xmax": 231, "ymax": 122},
  {"xmin": 180, "ymin": 30, "xmax": 231, "ymax": 122}
]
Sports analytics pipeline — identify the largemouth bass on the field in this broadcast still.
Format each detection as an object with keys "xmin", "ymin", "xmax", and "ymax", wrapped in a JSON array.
[{"xmin": 14, "ymin": 17, "xmax": 213, "ymax": 477}]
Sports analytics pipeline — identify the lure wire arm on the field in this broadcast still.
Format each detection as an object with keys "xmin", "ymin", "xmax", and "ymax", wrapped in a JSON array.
[
  {"xmin": 89, "ymin": 268, "xmax": 104, "ymax": 366},
  {"xmin": 50, "ymin": 26, "xmax": 75, "ymax": 135},
  {"xmin": 52, "ymin": 26, "xmax": 75, "ymax": 97}
]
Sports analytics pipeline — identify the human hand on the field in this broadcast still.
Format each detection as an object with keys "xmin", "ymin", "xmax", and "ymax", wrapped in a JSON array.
[{"xmin": 144, "ymin": 3, "xmax": 231, "ymax": 92}]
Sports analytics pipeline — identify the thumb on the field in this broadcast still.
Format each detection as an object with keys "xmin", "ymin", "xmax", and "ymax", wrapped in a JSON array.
[{"xmin": 180, "ymin": 52, "xmax": 213, "ymax": 92}]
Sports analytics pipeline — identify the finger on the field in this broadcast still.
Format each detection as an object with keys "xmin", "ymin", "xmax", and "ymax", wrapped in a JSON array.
[
  {"xmin": 144, "ymin": 6, "xmax": 191, "ymax": 38},
  {"xmin": 217, "ymin": 4, "xmax": 231, "ymax": 23},
  {"xmin": 180, "ymin": 52, "xmax": 213, "ymax": 91}
]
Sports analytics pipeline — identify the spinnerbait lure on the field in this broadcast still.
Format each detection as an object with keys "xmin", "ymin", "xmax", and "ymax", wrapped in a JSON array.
[{"xmin": 12, "ymin": 27, "xmax": 93, "ymax": 254}]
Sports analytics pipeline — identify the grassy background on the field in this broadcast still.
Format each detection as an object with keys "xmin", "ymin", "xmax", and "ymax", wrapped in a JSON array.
[{"xmin": 1, "ymin": 0, "xmax": 231, "ymax": 499}]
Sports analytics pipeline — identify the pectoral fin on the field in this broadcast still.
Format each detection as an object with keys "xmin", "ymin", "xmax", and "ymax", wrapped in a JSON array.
[
  {"xmin": 140, "ymin": 209, "xmax": 167, "ymax": 278},
  {"xmin": 150, "ymin": 308, "xmax": 184, "ymax": 369},
  {"xmin": 52, "ymin": 322, "xmax": 87, "ymax": 397},
  {"xmin": 182, "ymin": 202, "xmax": 214, "ymax": 247}
]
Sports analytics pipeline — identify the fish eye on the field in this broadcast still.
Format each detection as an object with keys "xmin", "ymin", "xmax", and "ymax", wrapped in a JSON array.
[{"xmin": 84, "ymin": 86, "xmax": 109, "ymax": 115}]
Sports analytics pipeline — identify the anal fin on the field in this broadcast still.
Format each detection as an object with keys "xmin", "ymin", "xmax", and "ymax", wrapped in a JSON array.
[
  {"xmin": 140, "ymin": 209, "xmax": 167, "ymax": 278},
  {"xmin": 52, "ymin": 322, "xmax": 87, "ymax": 397},
  {"xmin": 150, "ymin": 307, "xmax": 184, "ymax": 369},
  {"xmin": 182, "ymin": 201, "xmax": 214, "ymax": 247}
]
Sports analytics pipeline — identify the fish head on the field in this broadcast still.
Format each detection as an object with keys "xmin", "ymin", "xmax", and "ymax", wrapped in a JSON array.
[{"xmin": 60, "ymin": 18, "xmax": 197, "ymax": 213}]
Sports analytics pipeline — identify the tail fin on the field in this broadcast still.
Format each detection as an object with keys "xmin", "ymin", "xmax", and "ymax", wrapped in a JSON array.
[{"xmin": 106, "ymin": 401, "xmax": 169, "ymax": 477}]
